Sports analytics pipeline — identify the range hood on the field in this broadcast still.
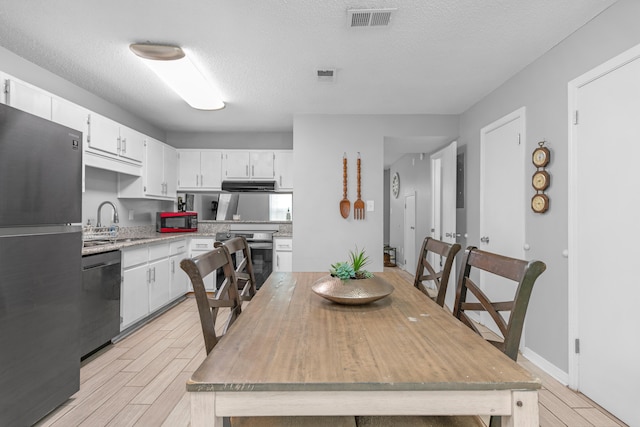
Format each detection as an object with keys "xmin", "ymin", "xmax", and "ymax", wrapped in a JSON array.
[{"xmin": 221, "ymin": 180, "xmax": 277, "ymax": 192}]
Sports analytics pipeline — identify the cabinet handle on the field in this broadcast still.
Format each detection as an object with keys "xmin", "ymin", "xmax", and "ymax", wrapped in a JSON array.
[
  {"xmin": 277, "ymin": 255, "xmax": 279, "ymax": 268},
  {"xmin": 171, "ymin": 260, "xmax": 175, "ymax": 273},
  {"xmin": 152, "ymin": 267, "xmax": 156, "ymax": 282},
  {"xmin": 121, "ymin": 137, "xmax": 127, "ymax": 153},
  {"xmin": 246, "ymin": 165, "xmax": 249, "ymax": 176},
  {"xmin": 146, "ymin": 268, "xmax": 151, "ymax": 283},
  {"xmin": 117, "ymin": 136, "xmax": 121, "ymax": 153},
  {"xmin": 280, "ymin": 175, "xmax": 282, "ymax": 186},
  {"xmin": 196, "ymin": 174, "xmax": 199, "ymax": 186},
  {"xmin": 252, "ymin": 165, "xmax": 254, "ymax": 177}
]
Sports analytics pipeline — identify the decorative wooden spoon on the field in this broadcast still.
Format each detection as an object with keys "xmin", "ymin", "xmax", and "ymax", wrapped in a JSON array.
[
  {"xmin": 340, "ymin": 153, "xmax": 350, "ymax": 218},
  {"xmin": 354, "ymin": 152, "xmax": 365, "ymax": 220}
]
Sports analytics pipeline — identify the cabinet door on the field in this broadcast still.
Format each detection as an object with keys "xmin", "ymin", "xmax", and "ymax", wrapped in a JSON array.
[
  {"xmin": 145, "ymin": 138, "xmax": 165, "ymax": 197},
  {"xmin": 118, "ymin": 126, "xmax": 144, "ymax": 163},
  {"xmin": 201, "ymin": 150, "xmax": 222, "ymax": 189},
  {"xmin": 224, "ymin": 151, "xmax": 250, "ymax": 179},
  {"xmin": 169, "ymin": 254, "xmax": 189, "ymax": 298},
  {"xmin": 274, "ymin": 251, "xmax": 293, "ymax": 272},
  {"xmin": 164, "ymin": 145, "xmax": 178, "ymax": 198},
  {"xmin": 7, "ymin": 79, "xmax": 52, "ymax": 120},
  {"xmin": 121, "ymin": 264, "xmax": 149, "ymax": 330},
  {"xmin": 148, "ymin": 258, "xmax": 171, "ymax": 311},
  {"xmin": 177, "ymin": 150, "xmax": 201, "ymax": 189},
  {"xmin": 250, "ymin": 151, "xmax": 275, "ymax": 179},
  {"xmin": 88, "ymin": 113, "xmax": 120, "ymax": 156},
  {"xmin": 274, "ymin": 151, "xmax": 294, "ymax": 190}
]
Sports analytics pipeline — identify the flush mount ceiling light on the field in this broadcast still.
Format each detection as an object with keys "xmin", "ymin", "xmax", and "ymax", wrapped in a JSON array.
[{"xmin": 129, "ymin": 43, "xmax": 225, "ymax": 110}]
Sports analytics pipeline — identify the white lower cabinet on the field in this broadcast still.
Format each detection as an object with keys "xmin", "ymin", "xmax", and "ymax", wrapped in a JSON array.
[
  {"xmin": 273, "ymin": 237, "xmax": 293, "ymax": 272},
  {"xmin": 169, "ymin": 239, "xmax": 189, "ymax": 298},
  {"xmin": 189, "ymin": 238, "xmax": 216, "ymax": 291},
  {"xmin": 120, "ymin": 239, "xmax": 188, "ymax": 331}
]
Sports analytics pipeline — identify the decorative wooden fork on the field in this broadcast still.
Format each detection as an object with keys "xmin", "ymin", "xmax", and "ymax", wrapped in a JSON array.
[{"xmin": 354, "ymin": 152, "xmax": 365, "ymax": 220}]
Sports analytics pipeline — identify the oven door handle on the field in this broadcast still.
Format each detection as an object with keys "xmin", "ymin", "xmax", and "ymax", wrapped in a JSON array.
[{"xmin": 248, "ymin": 242, "xmax": 273, "ymax": 250}]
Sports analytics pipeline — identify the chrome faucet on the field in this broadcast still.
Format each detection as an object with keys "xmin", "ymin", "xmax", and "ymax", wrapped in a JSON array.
[{"xmin": 96, "ymin": 201, "xmax": 119, "ymax": 228}]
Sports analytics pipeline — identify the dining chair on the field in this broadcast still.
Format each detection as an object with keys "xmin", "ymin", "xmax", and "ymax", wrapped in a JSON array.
[
  {"xmin": 214, "ymin": 236, "xmax": 258, "ymax": 301},
  {"xmin": 356, "ymin": 246, "xmax": 546, "ymax": 427},
  {"xmin": 413, "ymin": 237, "xmax": 461, "ymax": 307},
  {"xmin": 180, "ymin": 246, "xmax": 243, "ymax": 354}
]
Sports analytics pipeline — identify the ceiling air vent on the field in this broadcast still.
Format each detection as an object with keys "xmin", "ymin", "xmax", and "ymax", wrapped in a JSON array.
[
  {"xmin": 347, "ymin": 8, "xmax": 396, "ymax": 28},
  {"xmin": 317, "ymin": 69, "xmax": 335, "ymax": 83}
]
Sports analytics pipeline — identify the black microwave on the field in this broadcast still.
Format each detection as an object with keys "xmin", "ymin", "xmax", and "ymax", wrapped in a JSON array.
[{"xmin": 156, "ymin": 211, "xmax": 198, "ymax": 233}]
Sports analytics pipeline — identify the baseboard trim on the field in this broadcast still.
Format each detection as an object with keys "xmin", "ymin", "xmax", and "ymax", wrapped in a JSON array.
[{"xmin": 522, "ymin": 346, "xmax": 569, "ymax": 385}]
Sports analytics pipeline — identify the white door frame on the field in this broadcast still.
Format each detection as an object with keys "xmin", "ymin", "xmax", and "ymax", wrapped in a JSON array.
[{"xmin": 567, "ymin": 43, "xmax": 640, "ymax": 390}]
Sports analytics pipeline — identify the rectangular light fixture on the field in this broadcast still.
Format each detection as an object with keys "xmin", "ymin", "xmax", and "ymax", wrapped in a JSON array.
[{"xmin": 130, "ymin": 43, "xmax": 225, "ymax": 110}]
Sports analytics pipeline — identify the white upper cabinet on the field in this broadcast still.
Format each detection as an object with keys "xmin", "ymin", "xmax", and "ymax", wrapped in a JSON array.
[
  {"xmin": 177, "ymin": 149, "xmax": 223, "ymax": 191},
  {"xmin": 274, "ymin": 151, "xmax": 293, "ymax": 191},
  {"xmin": 223, "ymin": 150, "xmax": 275, "ymax": 180},
  {"xmin": 224, "ymin": 151, "xmax": 251, "ymax": 179},
  {"xmin": 87, "ymin": 113, "xmax": 143, "ymax": 164},
  {"xmin": 118, "ymin": 137, "xmax": 177, "ymax": 200},
  {"xmin": 250, "ymin": 151, "xmax": 275, "ymax": 179},
  {"xmin": 118, "ymin": 126, "xmax": 145, "ymax": 164},
  {"xmin": 5, "ymin": 79, "xmax": 52, "ymax": 120}
]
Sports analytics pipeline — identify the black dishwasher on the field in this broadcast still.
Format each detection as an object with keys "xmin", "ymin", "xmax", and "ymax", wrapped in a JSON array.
[{"xmin": 81, "ymin": 250, "xmax": 121, "ymax": 358}]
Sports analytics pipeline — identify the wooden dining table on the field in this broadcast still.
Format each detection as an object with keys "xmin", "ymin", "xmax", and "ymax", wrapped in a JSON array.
[{"xmin": 188, "ymin": 271, "xmax": 541, "ymax": 426}]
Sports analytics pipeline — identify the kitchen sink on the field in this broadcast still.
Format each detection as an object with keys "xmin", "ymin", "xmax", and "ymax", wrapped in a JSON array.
[
  {"xmin": 82, "ymin": 237, "xmax": 151, "ymax": 247},
  {"xmin": 83, "ymin": 240, "xmax": 116, "ymax": 247}
]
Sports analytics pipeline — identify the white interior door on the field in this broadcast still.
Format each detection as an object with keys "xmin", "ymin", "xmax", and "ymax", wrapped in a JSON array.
[
  {"xmin": 479, "ymin": 108, "xmax": 525, "ymax": 333},
  {"xmin": 568, "ymin": 45, "xmax": 640, "ymax": 427},
  {"xmin": 431, "ymin": 140, "xmax": 458, "ymax": 308},
  {"xmin": 403, "ymin": 193, "xmax": 416, "ymax": 273}
]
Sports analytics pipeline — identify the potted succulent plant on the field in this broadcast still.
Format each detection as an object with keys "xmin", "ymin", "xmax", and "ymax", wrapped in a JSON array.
[
  {"xmin": 330, "ymin": 247, "xmax": 373, "ymax": 281},
  {"xmin": 312, "ymin": 247, "xmax": 393, "ymax": 305}
]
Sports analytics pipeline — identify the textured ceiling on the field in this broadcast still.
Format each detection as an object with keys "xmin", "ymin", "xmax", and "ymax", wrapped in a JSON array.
[{"xmin": 0, "ymin": 1, "xmax": 616, "ymax": 144}]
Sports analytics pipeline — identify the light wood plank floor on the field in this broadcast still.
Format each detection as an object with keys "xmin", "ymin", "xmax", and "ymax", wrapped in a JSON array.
[{"xmin": 36, "ymin": 276, "xmax": 627, "ymax": 426}]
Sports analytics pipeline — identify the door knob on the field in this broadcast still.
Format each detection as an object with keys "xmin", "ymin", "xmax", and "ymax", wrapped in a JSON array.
[{"xmin": 480, "ymin": 236, "xmax": 490, "ymax": 244}]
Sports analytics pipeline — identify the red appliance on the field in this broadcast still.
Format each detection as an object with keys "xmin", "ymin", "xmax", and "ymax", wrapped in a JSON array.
[{"xmin": 156, "ymin": 211, "xmax": 198, "ymax": 233}]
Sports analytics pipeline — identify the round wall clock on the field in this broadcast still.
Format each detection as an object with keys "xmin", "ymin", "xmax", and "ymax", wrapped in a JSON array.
[
  {"xmin": 531, "ymin": 194, "xmax": 549, "ymax": 213},
  {"xmin": 532, "ymin": 170, "xmax": 550, "ymax": 191},
  {"xmin": 532, "ymin": 145, "xmax": 550, "ymax": 168},
  {"xmin": 392, "ymin": 172, "xmax": 400, "ymax": 198}
]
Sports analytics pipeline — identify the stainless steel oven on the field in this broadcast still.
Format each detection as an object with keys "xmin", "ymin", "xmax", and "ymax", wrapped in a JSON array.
[{"xmin": 215, "ymin": 230, "xmax": 274, "ymax": 289}]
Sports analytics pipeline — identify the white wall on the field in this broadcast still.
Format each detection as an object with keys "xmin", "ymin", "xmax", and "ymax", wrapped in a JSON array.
[
  {"xmin": 83, "ymin": 168, "xmax": 173, "ymax": 227},
  {"xmin": 458, "ymin": 0, "xmax": 640, "ymax": 374},
  {"xmin": 292, "ymin": 114, "xmax": 458, "ymax": 272},
  {"xmin": 166, "ymin": 131, "xmax": 293, "ymax": 149}
]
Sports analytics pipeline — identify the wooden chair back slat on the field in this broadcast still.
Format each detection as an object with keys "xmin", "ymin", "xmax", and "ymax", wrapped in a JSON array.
[
  {"xmin": 215, "ymin": 236, "xmax": 258, "ymax": 301},
  {"xmin": 452, "ymin": 246, "xmax": 546, "ymax": 361},
  {"xmin": 180, "ymin": 246, "xmax": 242, "ymax": 355},
  {"xmin": 413, "ymin": 237, "xmax": 461, "ymax": 307}
]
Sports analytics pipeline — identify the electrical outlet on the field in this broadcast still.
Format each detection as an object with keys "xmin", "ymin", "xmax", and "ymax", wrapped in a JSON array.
[{"xmin": 366, "ymin": 200, "xmax": 374, "ymax": 211}]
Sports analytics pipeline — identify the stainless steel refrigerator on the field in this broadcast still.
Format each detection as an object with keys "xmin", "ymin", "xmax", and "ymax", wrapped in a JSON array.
[{"xmin": 0, "ymin": 103, "xmax": 83, "ymax": 426}]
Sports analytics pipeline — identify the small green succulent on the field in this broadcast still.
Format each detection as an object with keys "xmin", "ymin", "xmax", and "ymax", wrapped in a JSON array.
[{"xmin": 330, "ymin": 247, "xmax": 373, "ymax": 280}]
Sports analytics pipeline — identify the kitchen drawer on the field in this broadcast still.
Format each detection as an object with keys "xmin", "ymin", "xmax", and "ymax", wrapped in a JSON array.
[
  {"xmin": 191, "ymin": 238, "xmax": 214, "ymax": 252},
  {"xmin": 148, "ymin": 242, "xmax": 170, "ymax": 261},
  {"xmin": 122, "ymin": 246, "xmax": 148, "ymax": 268},
  {"xmin": 170, "ymin": 239, "xmax": 188, "ymax": 256},
  {"xmin": 274, "ymin": 238, "xmax": 292, "ymax": 251}
]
